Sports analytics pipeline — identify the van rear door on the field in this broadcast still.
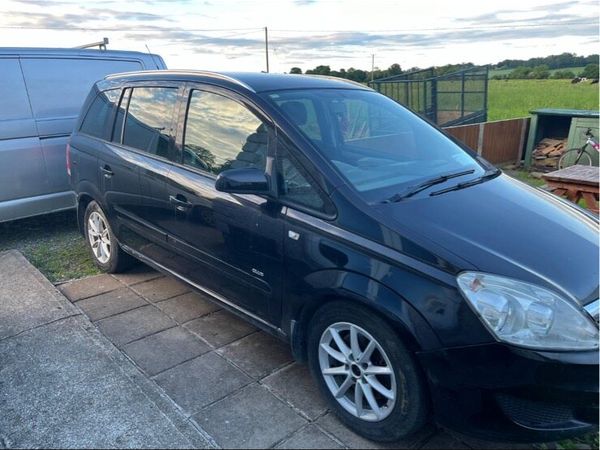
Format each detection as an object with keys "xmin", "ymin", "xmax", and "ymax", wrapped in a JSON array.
[{"xmin": 19, "ymin": 57, "xmax": 146, "ymax": 199}]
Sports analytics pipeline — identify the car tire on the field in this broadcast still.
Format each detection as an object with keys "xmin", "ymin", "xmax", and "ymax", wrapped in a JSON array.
[
  {"xmin": 84, "ymin": 201, "xmax": 134, "ymax": 273},
  {"xmin": 307, "ymin": 301, "xmax": 429, "ymax": 442}
]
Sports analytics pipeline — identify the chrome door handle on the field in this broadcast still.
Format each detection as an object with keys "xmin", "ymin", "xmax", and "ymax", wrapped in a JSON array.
[
  {"xmin": 169, "ymin": 195, "xmax": 192, "ymax": 211},
  {"xmin": 101, "ymin": 166, "xmax": 114, "ymax": 179}
]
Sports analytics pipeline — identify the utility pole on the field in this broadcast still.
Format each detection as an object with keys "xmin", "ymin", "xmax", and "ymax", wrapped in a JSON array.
[
  {"xmin": 371, "ymin": 54, "xmax": 375, "ymax": 82},
  {"xmin": 264, "ymin": 27, "xmax": 270, "ymax": 73}
]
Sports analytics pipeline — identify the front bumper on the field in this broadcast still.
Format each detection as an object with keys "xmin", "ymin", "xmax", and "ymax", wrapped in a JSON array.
[{"xmin": 418, "ymin": 343, "xmax": 599, "ymax": 442}]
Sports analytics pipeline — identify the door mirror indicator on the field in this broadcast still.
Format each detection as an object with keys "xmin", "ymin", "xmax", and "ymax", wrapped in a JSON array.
[{"xmin": 215, "ymin": 168, "xmax": 270, "ymax": 195}]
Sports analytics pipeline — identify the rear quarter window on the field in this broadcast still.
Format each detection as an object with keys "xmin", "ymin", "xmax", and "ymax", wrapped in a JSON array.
[
  {"xmin": 79, "ymin": 89, "xmax": 122, "ymax": 139},
  {"xmin": 20, "ymin": 58, "xmax": 143, "ymax": 119}
]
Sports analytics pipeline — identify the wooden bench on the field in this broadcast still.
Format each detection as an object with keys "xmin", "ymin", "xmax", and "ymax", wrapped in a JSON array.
[{"xmin": 542, "ymin": 165, "xmax": 599, "ymax": 213}]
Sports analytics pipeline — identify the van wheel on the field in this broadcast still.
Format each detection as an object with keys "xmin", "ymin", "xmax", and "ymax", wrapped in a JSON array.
[
  {"xmin": 307, "ymin": 302, "xmax": 428, "ymax": 442},
  {"xmin": 84, "ymin": 201, "xmax": 133, "ymax": 273}
]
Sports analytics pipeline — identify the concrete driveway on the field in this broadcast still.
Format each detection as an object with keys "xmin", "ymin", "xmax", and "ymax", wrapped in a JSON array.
[{"xmin": 1, "ymin": 250, "xmax": 530, "ymax": 449}]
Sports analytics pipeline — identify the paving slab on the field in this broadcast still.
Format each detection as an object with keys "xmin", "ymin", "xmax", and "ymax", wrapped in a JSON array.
[
  {"xmin": 153, "ymin": 352, "xmax": 252, "ymax": 416},
  {"xmin": 132, "ymin": 276, "xmax": 190, "ymax": 302},
  {"xmin": 0, "ymin": 250, "xmax": 212, "ymax": 449},
  {"xmin": 0, "ymin": 250, "xmax": 77, "ymax": 340},
  {"xmin": 112, "ymin": 264, "xmax": 163, "ymax": 286},
  {"xmin": 95, "ymin": 304, "xmax": 177, "ymax": 347},
  {"xmin": 263, "ymin": 363, "xmax": 328, "ymax": 420},
  {"xmin": 194, "ymin": 383, "xmax": 307, "ymax": 449},
  {"xmin": 316, "ymin": 412, "xmax": 434, "ymax": 449},
  {"xmin": 156, "ymin": 291, "xmax": 222, "ymax": 324},
  {"xmin": 275, "ymin": 424, "xmax": 344, "ymax": 449},
  {"xmin": 74, "ymin": 286, "xmax": 148, "ymax": 321},
  {"xmin": 218, "ymin": 331, "xmax": 293, "ymax": 379},
  {"xmin": 123, "ymin": 326, "xmax": 210, "ymax": 376},
  {"xmin": 184, "ymin": 310, "xmax": 257, "ymax": 348},
  {"xmin": 58, "ymin": 273, "xmax": 124, "ymax": 301}
]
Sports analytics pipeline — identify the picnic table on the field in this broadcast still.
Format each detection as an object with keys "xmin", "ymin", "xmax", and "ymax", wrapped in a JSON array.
[{"xmin": 542, "ymin": 165, "xmax": 599, "ymax": 213}]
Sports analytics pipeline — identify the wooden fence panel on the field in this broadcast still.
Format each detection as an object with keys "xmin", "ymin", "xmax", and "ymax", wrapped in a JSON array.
[
  {"xmin": 444, "ymin": 117, "xmax": 530, "ymax": 165},
  {"xmin": 444, "ymin": 124, "xmax": 479, "ymax": 150}
]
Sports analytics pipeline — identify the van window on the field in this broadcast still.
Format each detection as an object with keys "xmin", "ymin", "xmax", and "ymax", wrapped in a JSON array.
[
  {"xmin": 0, "ymin": 59, "xmax": 32, "ymax": 121},
  {"xmin": 20, "ymin": 58, "xmax": 142, "ymax": 119},
  {"xmin": 122, "ymin": 87, "xmax": 178, "ymax": 160},
  {"xmin": 183, "ymin": 90, "xmax": 268, "ymax": 174},
  {"xmin": 79, "ymin": 89, "xmax": 122, "ymax": 139}
]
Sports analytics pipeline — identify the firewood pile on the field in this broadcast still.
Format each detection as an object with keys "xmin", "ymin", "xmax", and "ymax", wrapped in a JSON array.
[{"xmin": 532, "ymin": 138, "xmax": 568, "ymax": 169}]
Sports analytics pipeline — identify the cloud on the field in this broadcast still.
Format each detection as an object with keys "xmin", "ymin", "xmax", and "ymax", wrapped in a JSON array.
[{"xmin": 3, "ymin": 1, "xmax": 597, "ymax": 67}]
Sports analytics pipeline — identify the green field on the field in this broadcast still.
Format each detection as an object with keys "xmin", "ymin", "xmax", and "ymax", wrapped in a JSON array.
[
  {"xmin": 487, "ymin": 79, "xmax": 599, "ymax": 121},
  {"xmin": 488, "ymin": 66, "xmax": 586, "ymax": 78}
]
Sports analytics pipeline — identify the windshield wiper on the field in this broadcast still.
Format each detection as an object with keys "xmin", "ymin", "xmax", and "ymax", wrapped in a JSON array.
[
  {"xmin": 383, "ymin": 169, "xmax": 475, "ymax": 203},
  {"xmin": 429, "ymin": 168, "xmax": 500, "ymax": 197}
]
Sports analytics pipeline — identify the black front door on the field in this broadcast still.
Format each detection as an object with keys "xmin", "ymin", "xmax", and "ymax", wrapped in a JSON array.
[{"xmin": 164, "ymin": 85, "xmax": 284, "ymax": 325}]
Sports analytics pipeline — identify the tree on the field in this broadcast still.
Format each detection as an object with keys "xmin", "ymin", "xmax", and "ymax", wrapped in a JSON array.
[
  {"xmin": 581, "ymin": 64, "xmax": 599, "ymax": 79},
  {"xmin": 289, "ymin": 67, "xmax": 302, "ymax": 74},
  {"xmin": 387, "ymin": 63, "xmax": 402, "ymax": 76},
  {"xmin": 507, "ymin": 66, "xmax": 531, "ymax": 79},
  {"xmin": 528, "ymin": 65, "xmax": 550, "ymax": 79},
  {"xmin": 550, "ymin": 70, "xmax": 575, "ymax": 79},
  {"xmin": 306, "ymin": 65, "xmax": 331, "ymax": 75}
]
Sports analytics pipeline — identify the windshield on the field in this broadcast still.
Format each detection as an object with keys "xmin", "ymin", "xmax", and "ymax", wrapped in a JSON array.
[{"xmin": 265, "ymin": 88, "xmax": 486, "ymax": 203}]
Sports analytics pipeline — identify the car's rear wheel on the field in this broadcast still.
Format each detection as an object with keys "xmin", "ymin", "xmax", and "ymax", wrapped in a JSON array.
[
  {"xmin": 307, "ymin": 301, "xmax": 428, "ymax": 442},
  {"xmin": 84, "ymin": 201, "xmax": 133, "ymax": 273}
]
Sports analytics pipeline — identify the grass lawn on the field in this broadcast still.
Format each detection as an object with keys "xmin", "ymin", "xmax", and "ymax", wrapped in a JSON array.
[
  {"xmin": 487, "ymin": 79, "xmax": 599, "ymax": 121},
  {"xmin": 0, "ymin": 210, "xmax": 100, "ymax": 284},
  {"xmin": 488, "ymin": 66, "xmax": 586, "ymax": 79}
]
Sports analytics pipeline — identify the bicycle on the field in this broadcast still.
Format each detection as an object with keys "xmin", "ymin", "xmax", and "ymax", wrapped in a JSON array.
[{"xmin": 558, "ymin": 128, "xmax": 600, "ymax": 169}]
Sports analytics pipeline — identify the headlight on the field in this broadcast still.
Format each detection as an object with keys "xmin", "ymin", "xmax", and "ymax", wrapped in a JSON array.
[{"xmin": 457, "ymin": 272, "xmax": 599, "ymax": 351}]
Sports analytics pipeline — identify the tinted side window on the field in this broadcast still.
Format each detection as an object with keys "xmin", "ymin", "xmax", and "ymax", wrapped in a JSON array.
[
  {"xmin": 183, "ymin": 90, "xmax": 268, "ymax": 174},
  {"xmin": 79, "ymin": 89, "xmax": 121, "ymax": 139},
  {"xmin": 277, "ymin": 142, "xmax": 332, "ymax": 215},
  {"xmin": 123, "ymin": 87, "xmax": 178, "ymax": 161}
]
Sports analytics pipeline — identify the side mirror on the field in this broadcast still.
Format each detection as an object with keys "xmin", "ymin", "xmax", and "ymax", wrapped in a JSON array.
[{"xmin": 215, "ymin": 168, "xmax": 270, "ymax": 195}]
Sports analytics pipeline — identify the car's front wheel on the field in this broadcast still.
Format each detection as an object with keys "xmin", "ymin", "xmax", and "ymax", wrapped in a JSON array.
[
  {"xmin": 307, "ymin": 301, "xmax": 429, "ymax": 442},
  {"xmin": 84, "ymin": 201, "xmax": 133, "ymax": 273}
]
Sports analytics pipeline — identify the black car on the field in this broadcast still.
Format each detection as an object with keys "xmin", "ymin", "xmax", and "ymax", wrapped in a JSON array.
[{"xmin": 68, "ymin": 70, "xmax": 599, "ymax": 443}]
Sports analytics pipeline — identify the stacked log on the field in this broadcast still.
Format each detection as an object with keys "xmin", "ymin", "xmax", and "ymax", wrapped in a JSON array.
[{"xmin": 532, "ymin": 138, "xmax": 567, "ymax": 169}]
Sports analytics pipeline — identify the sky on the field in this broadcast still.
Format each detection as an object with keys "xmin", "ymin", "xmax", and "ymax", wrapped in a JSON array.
[{"xmin": 1, "ymin": 0, "xmax": 598, "ymax": 73}]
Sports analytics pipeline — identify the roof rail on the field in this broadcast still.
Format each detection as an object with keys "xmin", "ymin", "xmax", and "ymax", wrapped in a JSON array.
[
  {"xmin": 104, "ymin": 69, "xmax": 255, "ymax": 92},
  {"xmin": 75, "ymin": 38, "xmax": 109, "ymax": 50}
]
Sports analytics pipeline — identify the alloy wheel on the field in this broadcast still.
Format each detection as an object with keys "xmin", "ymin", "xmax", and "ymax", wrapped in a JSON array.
[
  {"xmin": 87, "ymin": 211, "xmax": 111, "ymax": 264},
  {"xmin": 318, "ymin": 322, "xmax": 397, "ymax": 422}
]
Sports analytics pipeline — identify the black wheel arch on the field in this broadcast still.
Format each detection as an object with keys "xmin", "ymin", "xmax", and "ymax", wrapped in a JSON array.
[{"xmin": 288, "ymin": 270, "xmax": 442, "ymax": 363}]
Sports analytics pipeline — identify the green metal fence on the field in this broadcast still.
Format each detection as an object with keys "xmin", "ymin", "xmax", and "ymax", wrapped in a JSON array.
[{"xmin": 369, "ymin": 66, "xmax": 489, "ymax": 127}]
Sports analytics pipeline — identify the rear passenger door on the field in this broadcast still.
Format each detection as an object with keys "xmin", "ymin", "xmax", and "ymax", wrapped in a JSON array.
[
  {"xmin": 110, "ymin": 83, "xmax": 183, "ymax": 265},
  {"xmin": 165, "ymin": 84, "xmax": 284, "ymax": 324}
]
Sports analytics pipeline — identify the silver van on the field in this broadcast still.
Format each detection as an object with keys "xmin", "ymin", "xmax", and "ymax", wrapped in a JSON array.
[{"xmin": 0, "ymin": 48, "xmax": 166, "ymax": 222}]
